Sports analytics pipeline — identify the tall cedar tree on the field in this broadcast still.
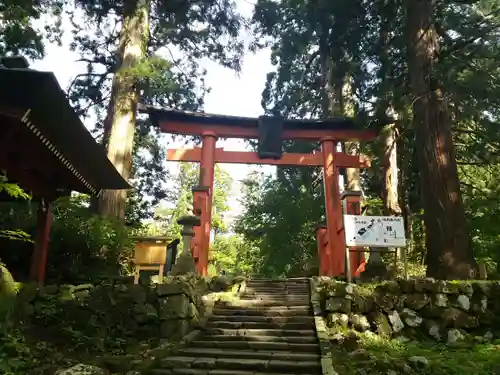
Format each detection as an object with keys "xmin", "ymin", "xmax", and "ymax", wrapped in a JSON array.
[
  {"xmin": 407, "ymin": 0, "xmax": 477, "ymax": 279},
  {"xmin": 98, "ymin": 0, "xmax": 151, "ymax": 220},
  {"xmin": 69, "ymin": 0, "xmax": 243, "ymax": 221}
]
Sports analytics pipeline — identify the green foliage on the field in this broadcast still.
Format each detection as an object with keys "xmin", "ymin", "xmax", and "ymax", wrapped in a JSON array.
[
  {"xmin": 235, "ymin": 167, "xmax": 323, "ymax": 277},
  {"xmin": 0, "ymin": 195, "xmax": 133, "ymax": 284},
  {"xmin": 125, "ymin": 121, "xmax": 169, "ymax": 225},
  {"xmin": 242, "ymin": 0, "xmax": 500, "ymax": 277},
  {"xmin": 0, "ymin": 174, "xmax": 32, "ymax": 243},
  {"xmin": 332, "ymin": 333, "xmax": 500, "ymax": 375},
  {"xmin": 0, "ymin": 262, "xmax": 19, "ymax": 329},
  {"xmin": 209, "ymin": 234, "xmax": 261, "ymax": 276},
  {"xmin": 150, "ymin": 162, "xmax": 234, "ymax": 242},
  {"xmin": 0, "ymin": 263, "xmax": 33, "ymax": 375},
  {"xmin": 0, "ymin": 0, "xmax": 64, "ymax": 60},
  {"xmin": 48, "ymin": 196, "xmax": 133, "ymax": 284},
  {"xmin": 0, "ymin": 174, "xmax": 30, "ymax": 201},
  {"xmin": 0, "ymin": 328, "xmax": 35, "ymax": 375}
]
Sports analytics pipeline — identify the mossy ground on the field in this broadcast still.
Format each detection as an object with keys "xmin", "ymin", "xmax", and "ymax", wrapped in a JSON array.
[{"xmin": 332, "ymin": 333, "xmax": 500, "ymax": 375}]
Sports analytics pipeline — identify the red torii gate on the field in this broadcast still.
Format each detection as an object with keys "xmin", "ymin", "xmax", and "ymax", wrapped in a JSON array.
[{"xmin": 143, "ymin": 106, "xmax": 385, "ymax": 277}]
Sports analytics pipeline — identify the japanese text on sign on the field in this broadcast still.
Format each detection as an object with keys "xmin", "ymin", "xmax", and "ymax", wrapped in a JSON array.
[{"xmin": 343, "ymin": 215, "xmax": 406, "ymax": 247}]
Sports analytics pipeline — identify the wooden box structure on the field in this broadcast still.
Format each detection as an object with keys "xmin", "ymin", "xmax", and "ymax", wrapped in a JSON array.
[{"xmin": 131, "ymin": 236, "xmax": 178, "ymax": 284}]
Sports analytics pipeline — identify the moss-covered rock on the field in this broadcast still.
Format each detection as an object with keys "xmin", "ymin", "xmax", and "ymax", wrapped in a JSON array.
[
  {"xmin": 315, "ymin": 277, "xmax": 500, "ymax": 342},
  {"xmin": 55, "ymin": 364, "xmax": 108, "ymax": 375},
  {"xmin": 370, "ymin": 311, "xmax": 392, "ymax": 337}
]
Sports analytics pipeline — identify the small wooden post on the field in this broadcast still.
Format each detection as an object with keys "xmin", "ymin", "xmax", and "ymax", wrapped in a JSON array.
[
  {"xmin": 402, "ymin": 246, "xmax": 408, "ymax": 280},
  {"xmin": 29, "ymin": 200, "xmax": 53, "ymax": 284}
]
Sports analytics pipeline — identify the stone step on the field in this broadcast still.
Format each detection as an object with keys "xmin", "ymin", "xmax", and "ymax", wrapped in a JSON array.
[
  {"xmin": 189, "ymin": 340, "xmax": 320, "ymax": 353},
  {"xmin": 245, "ymin": 284, "xmax": 310, "ymax": 289},
  {"xmin": 247, "ymin": 277, "xmax": 309, "ymax": 283},
  {"xmin": 205, "ymin": 328, "xmax": 316, "ymax": 337},
  {"xmin": 209, "ymin": 315, "xmax": 314, "ymax": 324},
  {"xmin": 243, "ymin": 291, "xmax": 309, "ymax": 296},
  {"xmin": 153, "ymin": 369, "xmax": 321, "ymax": 375},
  {"xmin": 241, "ymin": 291, "xmax": 310, "ymax": 296},
  {"xmin": 213, "ymin": 305, "xmax": 311, "ymax": 312},
  {"xmin": 214, "ymin": 299, "xmax": 310, "ymax": 308},
  {"xmin": 175, "ymin": 348, "xmax": 320, "ymax": 362},
  {"xmin": 246, "ymin": 284, "xmax": 309, "ymax": 287},
  {"xmin": 239, "ymin": 295, "xmax": 310, "ymax": 301},
  {"xmin": 212, "ymin": 307, "xmax": 311, "ymax": 317},
  {"xmin": 158, "ymin": 356, "xmax": 321, "ymax": 373},
  {"xmin": 246, "ymin": 286, "xmax": 309, "ymax": 290},
  {"xmin": 246, "ymin": 284, "xmax": 309, "ymax": 288},
  {"xmin": 245, "ymin": 286, "xmax": 309, "ymax": 290},
  {"xmin": 245, "ymin": 285, "xmax": 309, "ymax": 290},
  {"xmin": 206, "ymin": 320, "xmax": 315, "ymax": 330},
  {"xmin": 198, "ymin": 334, "xmax": 317, "ymax": 344}
]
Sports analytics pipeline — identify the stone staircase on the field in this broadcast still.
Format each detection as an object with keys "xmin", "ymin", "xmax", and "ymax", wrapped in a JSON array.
[{"xmin": 153, "ymin": 278, "xmax": 322, "ymax": 375}]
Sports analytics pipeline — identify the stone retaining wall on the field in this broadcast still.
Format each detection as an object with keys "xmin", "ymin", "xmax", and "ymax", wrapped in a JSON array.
[
  {"xmin": 312, "ymin": 277, "xmax": 500, "ymax": 343},
  {"xmin": 15, "ymin": 274, "xmax": 245, "ymax": 342}
]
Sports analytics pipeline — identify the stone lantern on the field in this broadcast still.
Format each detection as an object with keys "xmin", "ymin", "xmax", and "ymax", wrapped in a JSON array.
[{"xmin": 171, "ymin": 211, "xmax": 201, "ymax": 276}]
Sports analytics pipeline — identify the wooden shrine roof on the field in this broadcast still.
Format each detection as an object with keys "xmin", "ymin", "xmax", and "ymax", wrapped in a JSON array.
[
  {"xmin": 141, "ymin": 105, "xmax": 391, "ymax": 134},
  {"xmin": 0, "ymin": 66, "xmax": 131, "ymax": 199}
]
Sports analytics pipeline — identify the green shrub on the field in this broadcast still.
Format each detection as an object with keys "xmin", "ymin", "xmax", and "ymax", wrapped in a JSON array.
[
  {"xmin": 0, "ymin": 195, "xmax": 134, "ymax": 284},
  {"xmin": 47, "ymin": 196, "xmax": 133, "ymax": 284},
  {"xmin": 332, "ymin": 332, "xmax": 500, "ymax": 375}
]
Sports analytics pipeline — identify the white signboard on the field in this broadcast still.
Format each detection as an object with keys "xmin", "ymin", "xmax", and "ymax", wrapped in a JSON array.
[{"xmin": 343, "ymin": 215, "xmax": 406, "ymax": 247}]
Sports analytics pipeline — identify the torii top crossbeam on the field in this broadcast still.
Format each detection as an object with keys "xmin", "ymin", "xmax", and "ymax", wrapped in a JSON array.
[{"xmin": 142, "ymin": 105, "xmax": 387, "ymax": 141}]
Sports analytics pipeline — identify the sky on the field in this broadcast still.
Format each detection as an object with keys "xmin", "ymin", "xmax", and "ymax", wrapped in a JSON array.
[{"xmin": 31, "ymin": 0, "xmax": 275, "ymax": 223}]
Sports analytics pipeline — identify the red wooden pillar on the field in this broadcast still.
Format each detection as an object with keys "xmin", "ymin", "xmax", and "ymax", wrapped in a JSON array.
[
  {"xmin": 320, "ymin": 138, "xmax": 343, "ymax": 276},
  {"xmin": 29, "ymin": 200, "xmax": 53, "ymax": 284},
  {"xmin": 341, "ymin": 191, "xmax": 365, "ymax": 277},
  {"xmin": 315, "ymin": 226, "xmax": 329, "ymax": 276},
  {"xmin": 198, "ymin": 131, "xmax": 217, "ymax": 276},
  {"xmin": 191, "ymin": 186, "xmax": 208, "ymax": 267}
]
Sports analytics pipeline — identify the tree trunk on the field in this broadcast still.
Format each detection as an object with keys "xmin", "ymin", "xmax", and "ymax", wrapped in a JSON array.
[
  {"xmin": 397, "ymin": 125, "xmax": 412, "ymax": 255},
  {"xmin": 338, "ymin": 76, "xmax": 360, "ymax": 191},
  {"xmin": 378, "ymin": 0, "xmax": 400, "ymax": 217},
  {"xmin": 365, "ymin": 0, "xmax": 398, "ymax": 273},
  {"xmin": 381, "ymin": 124, "xmax": 400, "ymax": 215},
  {"xmin": 97, "ymin": 0, "xmax": 151, "ymax": 221},
  {"xmin": 345, "ymin": 142, "xmax": 361, "ymax": 190},
  {"xmin": 407, "ymin": 0, "xmax": 477, "ymax": 279}
]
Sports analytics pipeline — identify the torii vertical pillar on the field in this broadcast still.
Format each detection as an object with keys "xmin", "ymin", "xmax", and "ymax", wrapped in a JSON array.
[
  {"xmin": 198, "ymin": 131, "xmax": 217, "ymax": 276},
  {"xmin": 315, "ymin": 225, "xmax": 329, "ymax": 276},
  {"xmin": 341, "ymin": 191, "xmax": 365, "ymax": 277},
  {"xmin": 320, "ymin": 138, "xmax": 343, "ymax": 276},
  {"xmin": 191, "ymin": 186, "xmax": 209, "ymax": 270}
]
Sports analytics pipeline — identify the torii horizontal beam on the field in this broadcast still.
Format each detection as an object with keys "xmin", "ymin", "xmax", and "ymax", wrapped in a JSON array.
[
  {"xmin": 167, "ymin": 147, "xmax": 371, "ymax": 168},
  {"xmin": 159, "ymin": 121, "xmax": 379, "ymax": 141}
]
